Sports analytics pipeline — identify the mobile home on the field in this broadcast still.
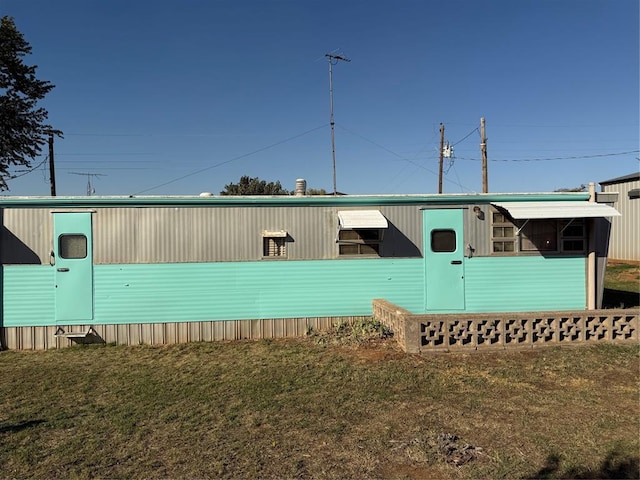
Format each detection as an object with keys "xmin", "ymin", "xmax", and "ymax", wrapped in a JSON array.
[{"xmin": 0, "ymin": 191, "xmax": 619, "ymax": 349}]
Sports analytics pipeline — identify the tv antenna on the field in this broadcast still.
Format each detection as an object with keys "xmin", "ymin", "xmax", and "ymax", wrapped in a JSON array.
[
  {"xmin": 325, "ymin": 51, "xmax": 350, "ymax": 195},
  {"xmin": 69, "ymin": 172, "xmax": 106, "ymax": 196}
]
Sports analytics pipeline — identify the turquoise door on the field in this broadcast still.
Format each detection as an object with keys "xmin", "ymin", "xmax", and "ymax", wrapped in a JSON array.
[
  {"xmin": 424, "ymin": 209, "xmax": 465, "ymax": 311},
  {"xmin": 53, "ymin": 212, "xmax": 94, "ymax": 322}
]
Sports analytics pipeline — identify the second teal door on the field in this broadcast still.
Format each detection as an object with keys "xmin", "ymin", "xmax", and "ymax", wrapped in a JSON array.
[{"xmin": 424, "ymin": 209, "xmax": 465, "ymax": 311}]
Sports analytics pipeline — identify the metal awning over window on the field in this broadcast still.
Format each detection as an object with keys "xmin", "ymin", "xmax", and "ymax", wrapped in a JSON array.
[
  {"xmin": 338, "ymin": 210, "xmax": 388, "ymax": 229},
  {"xmin": 491, "ymin": 201, "xmax": 620, "ymax": 219},
  {"xmin": 262, "ymin": 230, "xmax": 287, "ymax": 237}
]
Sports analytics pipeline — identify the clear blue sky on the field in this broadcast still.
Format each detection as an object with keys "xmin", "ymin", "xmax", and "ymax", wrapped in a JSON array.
[{"xmin": 2, "ymin": 0, "xmax": 638, "ymax": 196}]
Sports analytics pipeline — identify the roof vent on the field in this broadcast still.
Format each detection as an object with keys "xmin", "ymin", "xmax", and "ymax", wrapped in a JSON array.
[
  {"xmin": 295, "ymin": 178, "xmax": 306, "ymax": 196},
  {"xmin": 199, "ymin": 192, "xmax": 214, "ymax": 197}
]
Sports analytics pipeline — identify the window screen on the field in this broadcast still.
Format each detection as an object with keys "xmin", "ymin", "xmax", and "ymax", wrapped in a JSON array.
[
  {"xmin": 431, "ymin": 229, "xmax": 456, "ymax": 252},
  {"xmin": 520, "ymin": 220, "xmax": 558, "ymax": 252},
  {"xmin": 263, "ymin": 237, "xmax": 287, "ymax": 257},
  {"xmin": 338, "ymin": 229, "xmax": 382, "ymax": 256},
  {"xmin": 59, "ymin": 234, "xmax": 87, "ymax": 259}
]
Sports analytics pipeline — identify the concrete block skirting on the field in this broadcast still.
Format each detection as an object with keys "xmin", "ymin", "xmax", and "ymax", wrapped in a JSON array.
[{"xmin": 373, "ymin": 299, "xmax": 639, "ymax": 353}]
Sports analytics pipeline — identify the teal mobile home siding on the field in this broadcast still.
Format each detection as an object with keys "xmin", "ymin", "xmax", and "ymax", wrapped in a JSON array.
[
  {"xmin": 3, "ymin": 259, "xmax": 424, "ymax": 327},
  {"xmin": 2, "ymin": 256, "xmax": 586, "ymax": 328},
  {"xmin": 464, "ymin": 256, "xmax": 586, "ymax": 312},
  {"xmin": 3, "ymin": 266, "xmax": 54, "ymax": 327}
]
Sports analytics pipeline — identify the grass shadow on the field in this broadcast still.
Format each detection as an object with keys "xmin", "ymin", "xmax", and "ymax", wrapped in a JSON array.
[
  {"xmin": 0, "ymin": 419, "xmax": 46, "ymax": 434},
  {"xmin": 532, "ymin": 449, "xmax": 639, "ymax": 479},
  {"xmin": 602, "ymin": 288, "xmax": 640, "ymax": 309}
]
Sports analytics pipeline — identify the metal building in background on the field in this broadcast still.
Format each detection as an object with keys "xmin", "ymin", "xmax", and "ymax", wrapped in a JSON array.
[{"xmin": 599, "ymin": 172, "xmax": 640, "ymax": 263}]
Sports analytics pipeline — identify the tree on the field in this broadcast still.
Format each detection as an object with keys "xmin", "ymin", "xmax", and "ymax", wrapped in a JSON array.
[
  {"xmin": 0, "ymin": 16, "xmax": 60, "ymax": 191},
  {"xmin": 306, "ymin": 188, "xmax": 328, "ymax": 195},
  {"xmin": 220, "ymin": 176, "xmax": 289, "ymax": 195},
  {"xmin": 554, "ymin": 185, "xmax": 587, "ymax": 192}
]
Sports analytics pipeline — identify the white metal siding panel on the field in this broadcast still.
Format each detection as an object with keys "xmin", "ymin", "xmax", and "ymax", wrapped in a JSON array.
[{"xmin": 602, "ymin": 179, "xmax": 640, "ymax": 261}]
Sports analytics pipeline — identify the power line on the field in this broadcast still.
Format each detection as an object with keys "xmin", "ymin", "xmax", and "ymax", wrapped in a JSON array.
[
  {"xmin": 451, "ymin": 127, "xmax": 479, "ymax": 147},
  {"xmin": 337, "ymin": 124, "xmax": 472, "ymax": 192},
  {"xmin": 454, "ymin": 150, "xmax": 639, "ymax": 162},
  {"xmin": 12, "ymin": 156, "xmax": 48, "ymax": 179},
  {"xmin": 135, "ymin": 124, "xmax": 329, "ymax": 195},
  {"xmin": 57, "ymin": 153, "xmax": 156, "ymax": 156}
]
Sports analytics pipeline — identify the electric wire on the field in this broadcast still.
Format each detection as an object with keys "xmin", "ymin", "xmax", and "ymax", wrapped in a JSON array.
[
  {"xmin": 454, "ymin": 150, "xmax": 639, "ymax": 162},
  {"xmin": 451, "ymin": 127, "xmax": 479, "ymax": 147},
  {"xmin": 386, "ymin": 129, "xmax": 440, "ymax": 192},
  {"xmin": 337, "ymin": 124, "xmax": 473, "ymax": 192},
  {"xmin": 12, "ymin": 156, "xmax": 48, "ymax": 179},
  {"xmin": 134, "ymin": 124, "xmax": 329, "ymax": 195}
]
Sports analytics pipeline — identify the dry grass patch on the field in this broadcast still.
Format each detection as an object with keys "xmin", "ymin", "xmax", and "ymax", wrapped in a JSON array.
[{"xmin": 0, "ymin": 339, "xmax": 638, "ymax": 479}]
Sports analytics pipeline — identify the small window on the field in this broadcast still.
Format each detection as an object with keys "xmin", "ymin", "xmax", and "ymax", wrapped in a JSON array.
[
  {"xmin": 520, "ymin": 220, "xmax": 558, "ymax": 252},
  {"xmin": 560, "ymin": 220, "xmax": 586, "ymax": 252},
  {"xmin": 338, "ymin": 229, "xmax": 382, "ymax": 256},
  {"xmin": 490, "ymin": 208, "xmax": 588, "ymax": 256},
  {"xmin": 493, "ymin": 241, "xmax": 515, "ymax": 253},
  {"xmin": 59, "ymin": 234, "xmax": 87, "ymax": 259},
  {"xmin": 431, "ymin": 229, "xmax": 456, "ymax": 252},
  {"xmin": 263, "ymin": 237, "xmax": 287, "ymax": 257},
  {"xmin": 262, "ymin": 230, "xmax": 288, "ymax": 258},
  {"xmin": 491, "ymin": 211, "xmax": 517, "ymax": 254}
]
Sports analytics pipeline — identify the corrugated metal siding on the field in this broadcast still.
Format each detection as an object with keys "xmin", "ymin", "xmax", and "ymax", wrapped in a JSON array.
[
  {"xmin": 1, "ymin": 205, "xmax": 425, "ymax": 264},
  {"xmin": 2, "ymin": 317, "xmax": 366, "ymax": 350},
  {"xmin": 3, "ymin": 259, "xmax": 424, "ymax": 327},
  {"xmin": 601, "ymin": 179, "xmax": 640, "ymax": 262},
  {"xmin": 464, "ymin": 205, "xmax": 491, "ymax": 256},
  {"xmin": 464, "ymin": 256, "xmax": 586, "ymax": 312},
  {"xmin": 4, "ymin": 255, "xmax": 589, "ymax": 328},
  {"xmin": 0, "ymin": 208, "xmax": 51, "ymax": 264},
  {"xmin": 2, "ymin": 266, "xmax": 54, "ymax": 326}
]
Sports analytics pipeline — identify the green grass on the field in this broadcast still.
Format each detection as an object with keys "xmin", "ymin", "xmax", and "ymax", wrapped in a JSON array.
[
  {"xmin": 1, "ymin": 339, "xmax": 638, "ymax": 479},
  {"xmin": 603, "ymin": 262, "xmax": 639, "ymax": 308}
]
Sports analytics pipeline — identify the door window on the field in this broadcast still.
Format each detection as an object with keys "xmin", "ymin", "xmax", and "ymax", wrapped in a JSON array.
[
  {"xmin": 59, "ymin": 234, "xmax": 87, "ymax": 259},
  {"xmin": 431, "ymin": 229, "xmax": 456, "ymax": 252}
]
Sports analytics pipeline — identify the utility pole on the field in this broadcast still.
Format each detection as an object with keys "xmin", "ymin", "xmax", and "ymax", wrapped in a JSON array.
[
  {"xmin": 326, "ymin": 52, "xmax": 350, "ymax": 195},
  {"xmin": 48, "ymin": 132, "xmax": 56, "ymax": 196},
  {"xmin": 69, "ymin": 172, "xmax": 106, "ymax": 196},
  {"xmin": 480, "ymin": 117, "xmax": 488, "ymax": 193},
  {"xmin": 438, "ymin": 123, "xmax": 445, "ymax": 194}
]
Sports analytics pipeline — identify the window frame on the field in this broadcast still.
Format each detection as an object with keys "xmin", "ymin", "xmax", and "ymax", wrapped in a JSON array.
[
  {"xmin": 490, "ymin": 211, "xmax": 517, "ymax": 254},
  {"xmin": 337, "ymin": 228, "xmax": 383, "ymax": 256},
  {"xmin": 519, "ymin": 219, "xmax": 558, "ymax": 252},
  {"xmin": 261, "ymin": 230, "xmax": 288, "ymax": 259},
  {"xmin": 58, "ymin": 234, "xmax": 88, "ymax": 260},
  {"xmin": 430, "ymin": 229, "xmax": 457, "ymax": 253},
  {"xmin": 489, "ymin": 208, "xmax": 587, "ymax": 256}
]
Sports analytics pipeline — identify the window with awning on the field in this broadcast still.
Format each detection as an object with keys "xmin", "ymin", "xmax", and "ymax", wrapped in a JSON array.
[
  {"xmin": 337, "ymin": 210, "xmax": 389, "ymax": 229},
  {"xmin": 337, "ymin": 210, "xmax": 388, "ymax": 256},
  {"xmin": 262, "ymin": 230, "xmax": 288, "ymax": 258},
  {"xmin": 488, "ymin": 201, "xmax": 619, "ymax": 255},
  {"xmin": 490, "ymin": 201, "xmax": 620, "ymax": 219}
]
